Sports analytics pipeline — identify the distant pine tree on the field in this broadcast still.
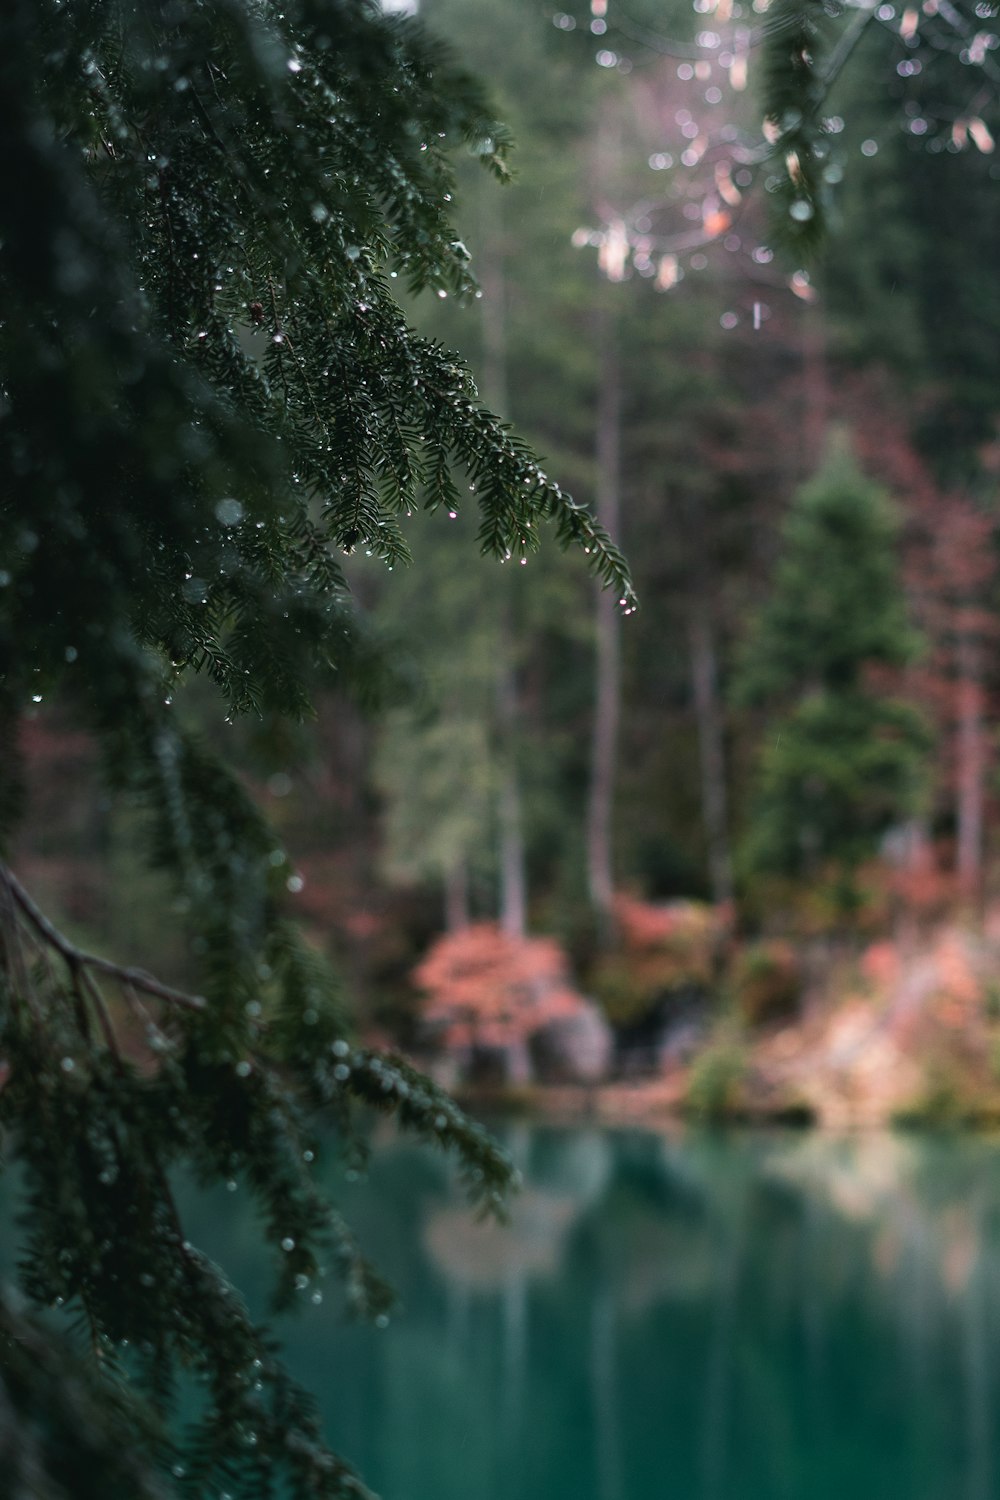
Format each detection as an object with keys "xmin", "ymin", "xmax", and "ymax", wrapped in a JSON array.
[
  {"xmin": 734, "ymin": 437, "xmax": 927, "ymax": 900},
  {"xmin": 0, "ymin": 1, "xmax": 632, "ymax": 1492}
]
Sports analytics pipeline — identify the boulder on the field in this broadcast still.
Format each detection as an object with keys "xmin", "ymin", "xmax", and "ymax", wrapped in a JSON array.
[{"xmin": 532, "ymin": 1000, "xmax": 613, "ymax": 1083}]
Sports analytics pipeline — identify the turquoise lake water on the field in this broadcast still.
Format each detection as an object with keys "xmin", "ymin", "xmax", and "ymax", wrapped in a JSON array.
[{"xmin": 189, "ymin": 1124, "xmax": 1000, "ymax": 1500}]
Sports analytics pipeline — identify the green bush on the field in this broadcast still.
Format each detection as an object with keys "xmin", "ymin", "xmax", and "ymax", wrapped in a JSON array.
[{"xmin": 684, "ymin": 1034, "xmax": 747, "ymax": 1121}]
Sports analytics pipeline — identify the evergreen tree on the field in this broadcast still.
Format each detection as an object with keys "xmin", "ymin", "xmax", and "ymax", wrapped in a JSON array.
[
  {"xmin": 0, "ymin": 0, "xmax": 633, "ymax": 1493},
  {"xmin": 734, "ymin": 439, "xmax": 927, "ymax": 897}
]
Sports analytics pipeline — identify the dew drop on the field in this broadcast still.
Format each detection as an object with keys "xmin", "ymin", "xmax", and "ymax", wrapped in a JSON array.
[{"xmin": 215, "ymin": 497, "xmax": 244, "ymax": 526}]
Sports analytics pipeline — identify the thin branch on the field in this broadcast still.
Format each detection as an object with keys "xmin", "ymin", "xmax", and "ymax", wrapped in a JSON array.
[
  {"xmin": 0, "ymin": 864, "xmax": 207, "ymax": 1012},
  {"xmin": 0, "ymin": 871, "xmax": 44, "ymax": 1026},
  {"xmin": 819, "ymin": 6, "xmax": 879, "ymax": 101},
  {"xmin": 68, "ymin": 961, "xmax": 96, "ymax": 1045},
  {"xmin": 79, "ymin": 964, "xmax": 127, "ymax": 1066},
  {"xmin": 607, "ymin": 2, "xmax": 766, "ymax": 60},
  {"xmin": 121, "ymin": 978, "xmax": 177, "ymax": 1052}
]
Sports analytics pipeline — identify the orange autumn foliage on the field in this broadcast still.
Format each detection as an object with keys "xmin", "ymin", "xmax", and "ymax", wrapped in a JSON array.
[{"xmin": 414, "ymin": 922, "xmax": 588, "ymax": 1051}]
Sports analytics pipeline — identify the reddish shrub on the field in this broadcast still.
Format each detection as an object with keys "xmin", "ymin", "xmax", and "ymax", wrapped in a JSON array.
[{"xmin": 414, "ymin": 922, "xmax": 587, "ymax": 1052}]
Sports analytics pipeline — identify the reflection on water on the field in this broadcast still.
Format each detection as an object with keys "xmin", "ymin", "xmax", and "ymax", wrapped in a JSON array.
[{"xmin": 190, "ymin": 1127, "xmax": 1000, "ymax": 1500}]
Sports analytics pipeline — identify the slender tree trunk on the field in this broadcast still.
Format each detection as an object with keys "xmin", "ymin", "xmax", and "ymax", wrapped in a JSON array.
[
  {"xmin": 444, "ymin": 859, "xmax": 470, "ymax": 933},
  {"xmin": 478, "ymin": 184, "xmax": 508, "ymax": 419},
  {"xmin": 955, "ymin": 629, "xmax": 985, "ymax": 901},
  {"xmin": 497, "ymin": 650, "xmax": 527, "ymax": 938},
  {"xmin": 802, "ymin": 301, "xmax": 828, "ymax": 469},
  {"xmin": 688, "ymin": 597, "xmax": 733, "ymax": 908},
  {"xmin": 477, "ymin": 174, "xmax": 528, "ymax": 939},
  {"xmin": 587, "ymin": 295, "xmax": 622, "ymax": 935}
]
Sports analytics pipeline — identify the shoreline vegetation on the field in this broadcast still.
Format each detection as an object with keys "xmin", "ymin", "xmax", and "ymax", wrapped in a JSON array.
[
  {"xmin": 20, "ymin": 796, "xmax": 1000, "ymax": 1136},
  {"xmin": 410, "ymin": 903, "xmax": 1000, "ymax": 1133}
]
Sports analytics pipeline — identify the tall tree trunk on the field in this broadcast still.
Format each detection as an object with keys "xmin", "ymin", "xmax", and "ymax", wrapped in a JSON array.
[
  {"xmin": 443, "ymin": 859, "xmax": 470, "ymax": 933},
  {"xmin": 478, "ymin": 180, "xmax": 509, "ymax": 419},
  {"xmin": 802, "ymin": 301, "xmax": 828, "ymax": 469},
  {"xmin": 587, "ymin": 294, "xmax": 622, "ymax": 934},
  {"xmin": 477, "ymin": 175, "xmax": 527, "ymax": 938},
  {"xmin": 955, "ymin": 628, "xmax": 985, "ymax": 901},
  {"xmin": 497, "ymin": 651, "xmax": 527, "ymax": 938},
  {"xmin": 688, "ymin": 596, "xmax": 733, "ymax": 908}
]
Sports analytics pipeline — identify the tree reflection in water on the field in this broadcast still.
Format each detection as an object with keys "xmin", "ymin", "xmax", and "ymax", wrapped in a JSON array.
[{"xmin": 185, "ymin": 1127, "xmax": 1000, "ymax": 1500}]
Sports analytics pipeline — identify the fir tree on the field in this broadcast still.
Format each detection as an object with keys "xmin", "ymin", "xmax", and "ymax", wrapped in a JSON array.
[
  {"xmin": 734, "ymin": 438, "xmax": 927, "ymax": 898},
  {"xmin": 0, "ymin": 1, "xmax": 633, "ymax": 1493}
]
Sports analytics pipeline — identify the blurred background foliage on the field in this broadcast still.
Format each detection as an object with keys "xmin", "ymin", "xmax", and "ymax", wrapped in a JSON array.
[{"xmin": 13, "ymin": 0, "xmax": 1000, "ymax": 1105}]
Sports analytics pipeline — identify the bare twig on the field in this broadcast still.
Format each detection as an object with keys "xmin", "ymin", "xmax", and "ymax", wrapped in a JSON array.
[
  {"xmin": 0, "ymin": 864, "xmax": 207, "ymax": 1012},
  {"xmin": 121, "ymin": 978, "xmax": 177, "ymax": 1052},
  {"xmin": 0, "ymin": 870, "xmax": 44, "ymax": 1025},
  {"xmin": 79, "ymin": 964, "xmax": 127, "ymax": 1066}
]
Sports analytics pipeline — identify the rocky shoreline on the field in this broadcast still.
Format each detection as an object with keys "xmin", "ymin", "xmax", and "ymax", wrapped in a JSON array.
[{"xmin": 437, "ymin": 922, "xmax": 1000, "ymax": 1131}]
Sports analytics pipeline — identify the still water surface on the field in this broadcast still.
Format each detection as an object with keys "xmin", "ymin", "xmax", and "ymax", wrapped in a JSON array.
[{"xmin": 192, "ymin": 1126, "xmax": 1000, "ymax": 1500}]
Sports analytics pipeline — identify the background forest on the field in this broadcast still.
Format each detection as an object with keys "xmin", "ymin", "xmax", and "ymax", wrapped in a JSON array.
[{"xmin": 16, "ymin": 0, "xmax": 1000, "ymax": 1125}]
